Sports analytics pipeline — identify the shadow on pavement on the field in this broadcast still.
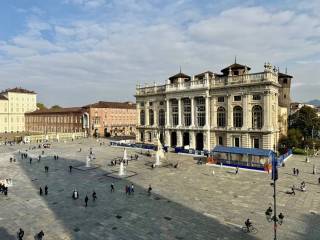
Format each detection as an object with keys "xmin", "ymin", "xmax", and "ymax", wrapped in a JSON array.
[{"xmin": 7, "ymin": 146, "xmax": 259, "ymax": 240}]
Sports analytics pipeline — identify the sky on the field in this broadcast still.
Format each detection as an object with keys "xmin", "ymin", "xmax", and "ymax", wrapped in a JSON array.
[{"xmin": 0, "ymin": 0, "xmax": 319, "ymax": 107}]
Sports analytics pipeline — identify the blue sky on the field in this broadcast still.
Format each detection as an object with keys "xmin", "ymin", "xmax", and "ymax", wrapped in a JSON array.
[{"xmin": 0, "ymin": 0, "xmax": 319, "ymax": 106}]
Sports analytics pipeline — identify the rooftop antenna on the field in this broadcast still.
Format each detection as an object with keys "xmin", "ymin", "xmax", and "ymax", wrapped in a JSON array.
[
  {"xmin": 234, "ymin": 55, "xmax": 237, "ymax": 64},
  {"xmin": 179, "ymin": 65, "xmax": 182, "ymax": 73}
]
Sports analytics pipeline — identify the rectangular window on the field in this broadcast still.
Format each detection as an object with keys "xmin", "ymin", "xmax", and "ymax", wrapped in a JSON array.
[
  {"xmin": 149, "ymin": 102, "xmax": 153, "ymax": 106},
  {"xmin": 218, "ymin": 136, "xmax": 223, "ymax": 145},
  {"xmin": 234, "ymin": 137, "xmax": 240, "ymax": 147},
  {"xmin": 217, "ymin": 96, "xmax": 225, "ymax": 102},
  {"xmin": 183, "ymin": 98, "xmax": 191, "ymax": 126},
  {"xmin": 253, "ymin": 95, "xmax": 261, "ymax": 100},
  {"xmin": 254, "ymin": 138, "xmax": 260, "ymax": 148},
  {"xmin": 196, "ymin": 97, "xmax": 206, "ymax": 126},
  {"xmin": 234, "ymin": 95, "xmax": 241, "ymax": 101},
  {"xmin": 171, "ymin": 100, "xmax": 179, "ymax": 126}
]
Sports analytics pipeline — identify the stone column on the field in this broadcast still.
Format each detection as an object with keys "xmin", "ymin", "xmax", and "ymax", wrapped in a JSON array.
[
  {"xmin": 227, "ymin": 94, "xmax": 232, "ymax": 128},
  {"xmin": 177, "ymin": 131, "xmax": 182, "ymax": 147},
  {"xmin": 205, "ymin": 95, "xmax": 210, "ymax": 128},
  {"xmin": 242, "ymin": 94, "xmax": 248, "ymax": 129},
  {"xmin": 136, "ymin": 104, "xmax": 141, "ymax": 126},
  {"xmin": 212, "ymin": 98, "xmax": 217, "ymax": 128},
  {"xmin": 191, "ymin": 97, "xmax": 195, "ymax": 127},
  {"xmin": 263, "ymin": 91, "xmax": 271, "ymax": 130},
  {"xmin": 165, "ymin": 130, "xmax": 171, "ymax": 147},
  {"xmin": 145, "ymin": 105, "xmax": 149, "ymax": 126},
  {"xmin": 178, "ymin": 98, "xmax": 182, "ymax": 127},
  {"xmin": 153, "ymin": 105, "xmax": 158, "ymax": 127},
  {"xmin": 166, "ymin": 99, "xmax": 170, "ymax": 127},
  {"xmin": 190, "ymin": 131, "xmax": 196, "ymax": 149}
]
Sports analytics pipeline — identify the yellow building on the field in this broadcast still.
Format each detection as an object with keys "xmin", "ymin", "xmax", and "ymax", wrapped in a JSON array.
[{"xmin": 0, "ymin": 88, "xmax": 37, "ymax": 133}]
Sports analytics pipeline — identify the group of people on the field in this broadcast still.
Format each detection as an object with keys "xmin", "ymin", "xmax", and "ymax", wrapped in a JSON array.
[
  {"xmin": 9, "ymin": 157, "xmax": 16, "ymax": 163},
  {"xmin": 292, "ymin": 168, "xmax": 300, "ymax": 176},
  {"xmin": 125, "ymin": 184, "xmax": 134, "ymax": 195},
  {"xmin": 39, "ymin": 185, "xmax": 48, "ymax": 196},
  {"xmin": 84, "ymin": 191, "xmax": 97, "ymax": 207},
  {"xmin": 110, "ymin": 159, "xmax": 129, "ymax": 166}
]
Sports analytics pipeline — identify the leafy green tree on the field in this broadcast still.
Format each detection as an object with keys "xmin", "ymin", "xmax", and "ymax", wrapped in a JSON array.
[
  {"xmin": 36, "ymin": 102, "xmax": 47, "ymax": 110},
  {"xmin": 51, "ymin": 105, "xmax": 62, "ymax": 109},
  {"xmin": 289, "ymin": 106, "xmax": 320, "ymax": 138}
]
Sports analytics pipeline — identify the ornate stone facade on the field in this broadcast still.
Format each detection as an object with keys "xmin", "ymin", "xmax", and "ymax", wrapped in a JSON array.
[{"xmin": 135, "ymin": 62, "xmax": 292, "ymax": 151}]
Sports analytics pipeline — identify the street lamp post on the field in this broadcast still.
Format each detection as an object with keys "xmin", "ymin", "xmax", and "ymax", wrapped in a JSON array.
[{"xmin": 268, "ymin": 153, "xmax": 284, "ymax": 240}]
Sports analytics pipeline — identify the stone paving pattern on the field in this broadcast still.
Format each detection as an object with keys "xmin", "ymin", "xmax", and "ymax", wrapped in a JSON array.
[{"xmin": 0, "ymin": 139, "xmax": 320, "ymax": 239}]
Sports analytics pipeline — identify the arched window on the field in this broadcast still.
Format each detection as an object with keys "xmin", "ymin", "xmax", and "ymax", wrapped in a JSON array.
[
  {"xmin": 140, "ymin": 110, "xmax": 145, "ymax": 125},
  {"xmin": 217, "ymin": 107, "xmax": 226, "ymax": 127},
  {"xmin": 149, "ymin": 109, "xmax": 154, "ymax": 125},
  {"xmin": 233, "ymin": 106, "xmax": 243, "ymax": 128},
  {"xmin": 252, "ymin": 105, "xmax": 263, "ymax": 129},
  {"xmin": 159, "ymin": 109, "xmax": 165, "ymax": 126}
]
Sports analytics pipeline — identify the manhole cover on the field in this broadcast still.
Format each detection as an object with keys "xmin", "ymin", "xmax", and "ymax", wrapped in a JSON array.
[
  {"xmin": 74, "ymin": 227, "xmax": 80, "ymax": 232},
  {"xmin": 164, "ymin": 216, "xmax": 172, "ymax": 221},
  {"xmin": 116, "ymin": 215, "xmax": 122, "ymax": 219}
]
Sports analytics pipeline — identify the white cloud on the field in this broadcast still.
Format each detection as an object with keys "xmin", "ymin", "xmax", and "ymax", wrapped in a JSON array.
[
  {"xmin": 64, "ymin": 0, "xmax": 107, "ymax": 9},
  {"xmin": 0, "ymin": 3, "xmax": 319, "ymax": 105}
]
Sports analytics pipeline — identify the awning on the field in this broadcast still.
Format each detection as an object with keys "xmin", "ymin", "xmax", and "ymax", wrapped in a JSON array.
[{"xmin": 212, "ymin": 146, "xmax": 274, "ymax": 157}]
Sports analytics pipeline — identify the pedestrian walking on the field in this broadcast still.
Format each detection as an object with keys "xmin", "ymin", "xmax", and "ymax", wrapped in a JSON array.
[
  {"xmin": 29, "ymin": 158, "xmax": 32, "ymax": 164},
  {"xmin": 147, "ymin": 184, "xmax": 152, "ymax": 195},
  {"xmin": 92, "ymin": 191, "xmax": 97, "ymax": 201},
  {"xmin": 44, "ymin": 185, "xmax": 48, "ymax": 195},
  {"xmin": 313, "ymin": 164, "xmax": 316, "ymax": 175},
  {"xmin": 293, "ymin": 168, "xmax": 296, "ymax": 175},
  {"xmin": 125, "ymin": 185, "xmax": 129, "ymax": 195},
  {"xmin": 296, "ymin": 169, "xmax": 299, "ymax": 176},
  {"xmin": 44, "ymin": 166, "xmax": 49, "ymax": 173},
  {"xmin": 235, "ymin": 166, "xmax": 239, "ymax": 175},
  {"xmin": 85, "ymin": 195, "xmax": 88, "ymax": 207},
  {"xmin": 69, "ymin": 165, "xmax": 72, "ymax": 173},
  {"xmin": 17, "ymin": 228, "xmax": 24, "ymax": 240},
  {"xmin": 110, "ymin": 183, "xmax": 115, "ymax": 192},
  {"xmin": 131, "ymin": 184, "xmax": 134, "ymax": 194},
  {"xmin": 35, "ymin": 230, "xmax": 44, "ymax": 240},
  {"xmin": 39, "ymin": 187, "xmax": 43, "ymax": 196}
]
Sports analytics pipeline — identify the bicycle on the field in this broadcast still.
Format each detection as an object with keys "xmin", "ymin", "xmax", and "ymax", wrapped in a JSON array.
[{"xmin": 241, "ymin": 225, "xmax": 258, "ymax": 234}]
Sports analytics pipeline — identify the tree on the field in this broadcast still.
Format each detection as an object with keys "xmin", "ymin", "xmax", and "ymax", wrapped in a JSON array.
[
  {"xmin": 51, "ymin": 105, "xmax": 62, "ymax": 109},
  {"xmin": 37, "ymin": 102, "xmax": 47, "ymax": 110},
  {"xmin": 289, "ymin": 106, "xmax": 320, "ymax": 138}
]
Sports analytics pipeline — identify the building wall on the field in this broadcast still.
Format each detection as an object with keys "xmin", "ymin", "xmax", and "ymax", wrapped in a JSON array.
[
  {"xmin": 136, "ymin": 64, "xmax": 289, "ymax": 151},
  {"xmin": 25, "ymin": 112, "xmax": 85, "ymax": 134},
  {"xmin": 87, "ymin": 107, "xmax": 136, "ymax": 137},
  {"xmin": 0, "ymin": 92, "xmax": 37, "ymax": 133}
]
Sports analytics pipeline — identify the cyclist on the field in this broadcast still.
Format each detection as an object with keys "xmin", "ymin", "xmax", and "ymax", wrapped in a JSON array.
[{"xmin": 245, "ymin": 218, "xmax": 252, "ymax": 232}]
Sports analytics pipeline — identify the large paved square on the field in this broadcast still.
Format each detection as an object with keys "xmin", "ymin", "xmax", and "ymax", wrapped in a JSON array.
[{"xmin": 0, "ymin": 139, "xmax": 320, "ymax": 239}]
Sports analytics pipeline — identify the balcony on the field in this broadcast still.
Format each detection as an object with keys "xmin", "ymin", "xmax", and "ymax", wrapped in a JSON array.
[
  {"xmin": 166, "ymin": 79, "xmax": 209, "ymax": 92},
  {"xmin": 213, "ymin": 72, "xmax": 278, "ymax": 86},
  {"xmin": 136, "ymin": 85, "xmax": 166, "ymax": 96}
]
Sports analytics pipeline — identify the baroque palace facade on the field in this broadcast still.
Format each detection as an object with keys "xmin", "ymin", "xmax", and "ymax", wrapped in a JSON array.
[{"xmin": 135, "ymin": 62, "xmax": 292, "ymax": 151}]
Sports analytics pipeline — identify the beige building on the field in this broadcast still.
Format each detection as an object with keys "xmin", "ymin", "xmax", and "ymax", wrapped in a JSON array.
[
  {"xmin": 135, "ymin": 62, "xmax": 292, "ymax": 151},
  {"xmin": 0, "ymin": 88, "xmax": 37, "ymax": 133}
]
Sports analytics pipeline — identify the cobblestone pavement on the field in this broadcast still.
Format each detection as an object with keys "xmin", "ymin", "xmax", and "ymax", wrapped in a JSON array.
[{"xmin": 0, "ymin": 139, "xmax": 320, "ymax": 240}]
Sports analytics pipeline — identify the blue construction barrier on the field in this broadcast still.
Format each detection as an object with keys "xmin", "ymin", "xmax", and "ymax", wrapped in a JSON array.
[{"xmin": 277, "ymin": 149, "xmax": 292, "ymax": 167}]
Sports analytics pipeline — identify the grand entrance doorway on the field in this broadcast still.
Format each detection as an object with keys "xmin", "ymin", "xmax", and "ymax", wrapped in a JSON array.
[
  {"xmin": 171, "ymin": 132, "xmax": 177, "ymax": 147},
  {"xmin": 183, "ymin": 132, "xmax": 190, "ymax": 147},
  {"xmin": 196, "ymin": 133, "xmax": 204, "ymax": 151}
]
